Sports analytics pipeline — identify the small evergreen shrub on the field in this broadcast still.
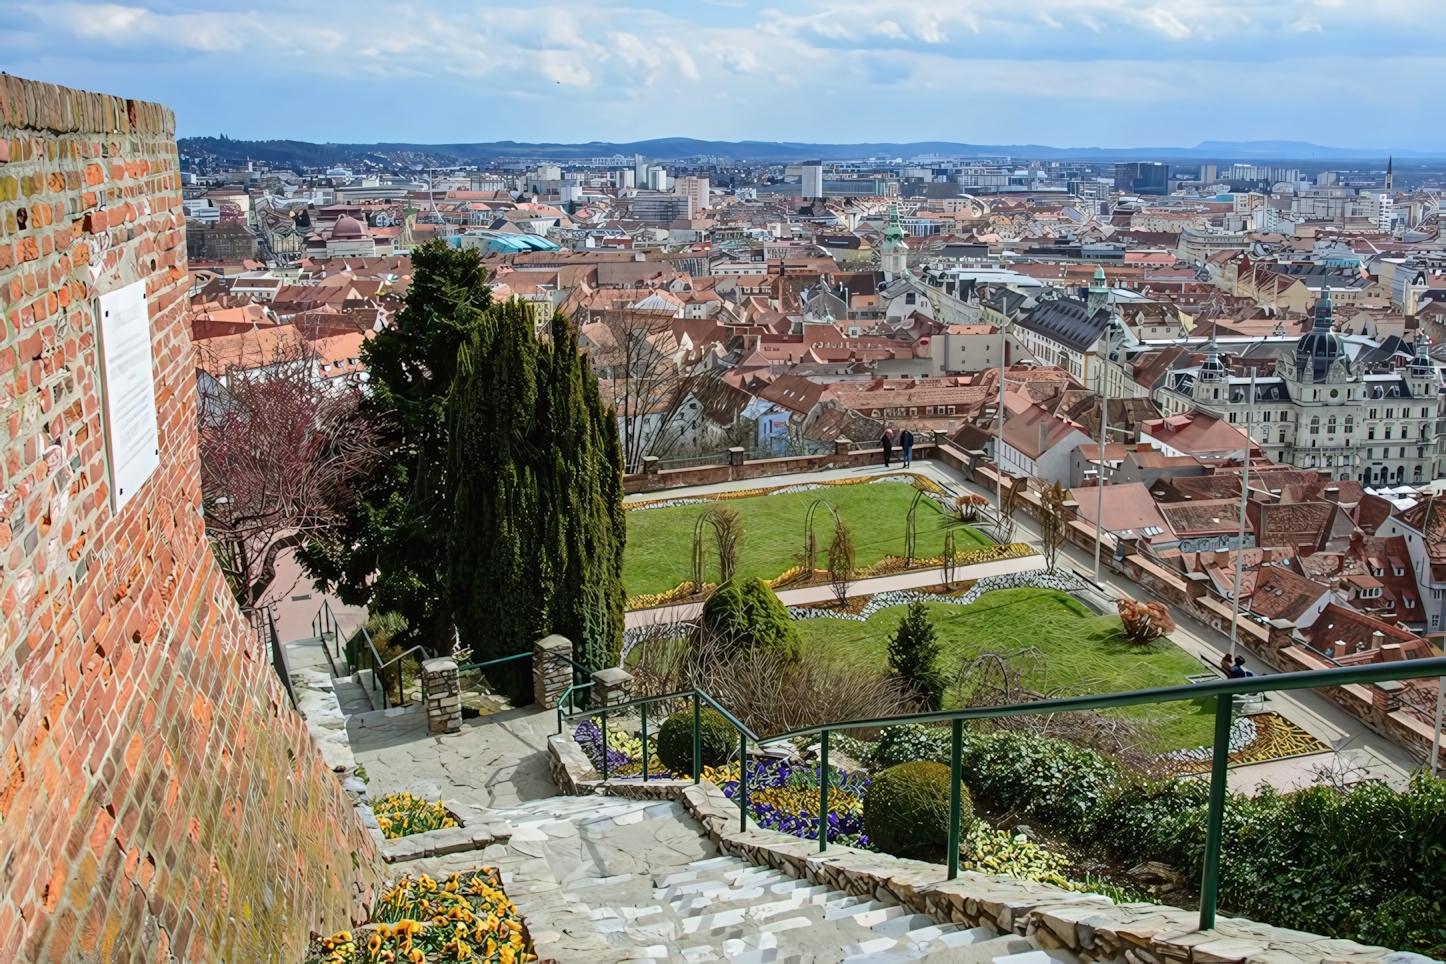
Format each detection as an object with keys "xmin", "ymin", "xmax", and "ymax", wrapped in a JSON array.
[
  {"xmin": 699, "ymin": 577, "xmax": 800, "ymax": 659},
  {"xmin": 863, "ymin": 761, "xmax": 973, "ymax": 860},
  {"xmin": 656, "ymin": 707, "xmax": 737, "ymax": 773},
  {"xmin": 887, "ymin": 602, "xmax": 944, "ymax": 709}
]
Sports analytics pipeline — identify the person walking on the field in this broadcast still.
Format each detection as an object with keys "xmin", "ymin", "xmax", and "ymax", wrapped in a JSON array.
[
  {"xmin": 1228, "ymin": 655, "xmax": 1254, "ymax": 679},
  {"xmin": 900, "ymin": 428, "xmax": 915, "ymax": 468},
  {"xmin": 881, "ymin": 428, "xmax": 894, "ymax": 467}
]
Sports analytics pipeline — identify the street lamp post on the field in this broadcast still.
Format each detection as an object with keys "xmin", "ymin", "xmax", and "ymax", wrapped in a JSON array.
[
  {"xmin": 1227, "ymin": 368, "xmax": 1258, "ymax": 659},
  {"xmin": 1093, "ymin": 318, "xmax": 1122, "ymax": 585}
]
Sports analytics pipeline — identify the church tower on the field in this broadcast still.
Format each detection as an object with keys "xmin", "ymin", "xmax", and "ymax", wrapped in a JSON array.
[
  {"xmin": 1087, "ymin": 264, "xmax": 1109, "ymax": 318},
  {"xmin": 880, "ymin": 204, "xmax": 909, "ymax": 280},
  {"xmin": 1385, "ymin": 156, "xmax": 1394, "ymax": 192}
]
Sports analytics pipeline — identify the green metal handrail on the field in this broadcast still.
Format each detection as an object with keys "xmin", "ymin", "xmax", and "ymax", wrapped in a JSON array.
[
  {"xmin": 455, "ymin": 652, "xmax": 532, "ymax": 673},
  {"xmin": 559, "ymin": 656, "xmax": 1446, "ymax": 933}
]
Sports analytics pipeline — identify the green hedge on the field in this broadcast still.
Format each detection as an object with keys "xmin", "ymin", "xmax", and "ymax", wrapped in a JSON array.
[
  {"xmin": 699, "ymin": 577, "xmax": 800, "ymax": 660},
  {"xmin": 952, "ymin": 730, "xmax": 1446, "ymax": 956}
]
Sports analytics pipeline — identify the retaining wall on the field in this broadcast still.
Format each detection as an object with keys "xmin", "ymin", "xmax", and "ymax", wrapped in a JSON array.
[{"xmin": 0, "ymin": 75, "xmax": 382, "ymax": 962}]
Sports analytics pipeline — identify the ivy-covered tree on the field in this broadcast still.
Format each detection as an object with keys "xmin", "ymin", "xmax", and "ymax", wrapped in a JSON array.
[
  {"xmin": 446, "ymin": 302, "xmax": 626, "ymax": 695},
  {"xmin": 298, "ymin": 241, "xmax": 491, "ymax": 653}
]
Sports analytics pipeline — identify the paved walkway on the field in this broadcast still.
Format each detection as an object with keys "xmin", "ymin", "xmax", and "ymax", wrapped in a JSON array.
[
  {"xmin": 627, "ymin": 555, "xmax": 1043, "ymax": 628},
  {"xmin": 346, "ymin": 705, "xmax": 1025, "ymax": 963}
]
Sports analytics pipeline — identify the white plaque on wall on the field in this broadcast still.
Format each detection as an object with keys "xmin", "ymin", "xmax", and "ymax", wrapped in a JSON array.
[{"xmin": 96, "ymin": 280, "xmax": 161, "ymax": 511}]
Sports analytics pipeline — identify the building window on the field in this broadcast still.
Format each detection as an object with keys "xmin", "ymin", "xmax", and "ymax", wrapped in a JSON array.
[
  {"xmin": 1262, "ymin": 411, "xmax": 1271, "ymax": 422},
  {"xmin": 1229, "ymin": 412, "xmax": 1237, "ymax": 423},
  {"xmin": 1432, "ymin": 615, "xmax": 1440, "ymax": 628},
  {"xmin": 1327, "ymin": 415, "xmax": 1337, "ymax": 435},
  {"xmin": 1386, "ymin": 407, "xmax": 1395, "ymax": 418},
  {"xmin": 1406, "ymin": 598, "xmax": 1416, "ymax": 609},
  {"xmin": 1369, "ymin": 408, "xmax": 1378, "ymax": 419},
  {"xmin": 1279, "ymin": 429, "xmax": 1288, "ymax": 444},
  {"xmin": 1422, "ymin": 406, "xmax": 1431, "ymax": 418},
  {"xmin": 1433, "ymin": 589, "xmax": 1444, "ymax": 600},
  {"xmin": 1344, "ymin": 416, "xmax": 1353, "ymax": 434},
  {"xmin": 1368, "ymin": 448, "xmax": 1375, "ymax": 459},
  {"xmin": 1385, "ymin": 425, "xmax": 1393, "ymax": 439},
  {"xmin": 1310, "ymin": 416, "xmax": 1320, "ymax": 435}
]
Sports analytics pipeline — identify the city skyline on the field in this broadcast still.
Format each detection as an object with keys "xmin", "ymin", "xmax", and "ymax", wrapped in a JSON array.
[{"xmin": 7, "ymin": 0, "xmax": 1446, "ymax": 149}]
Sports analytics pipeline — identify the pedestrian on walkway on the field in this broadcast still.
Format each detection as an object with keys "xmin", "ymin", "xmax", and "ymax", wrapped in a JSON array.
[
  {"xmin": 900, "ymin": 429, "xmax": 915, "ymax": 468},
  {"xmin": 1228, "ymin": 655, "xmax": 1254, "ymax": 679},
  {"xmin": 881, "ymin": 428, "xmax": 894, "ymax": 467},
  {"xmin": 1219, "ymin": 653, "xmax": 1234, "ymax": 677}
]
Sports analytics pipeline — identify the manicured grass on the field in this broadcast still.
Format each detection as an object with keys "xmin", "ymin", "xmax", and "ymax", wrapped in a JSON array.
[
  {"xmin": 796, "ymin": 588, "xmax": 1217, "ymax": 753},
  {"xmin": 623, "ymin": 481, "xmax": 992, "ymax": 597}
]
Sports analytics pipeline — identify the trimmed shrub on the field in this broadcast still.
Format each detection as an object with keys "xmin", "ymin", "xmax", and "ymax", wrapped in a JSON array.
[
  {"xmin": 700, "ymin": 577, "xmax": 800, "ymax": 660},
  {"xmin": 863, "ymin": 761, "xmax": 973, "ymax": 860},
  {"xmin": 656, "ymin": 707, "xmax": 737, "ymax": 774}
]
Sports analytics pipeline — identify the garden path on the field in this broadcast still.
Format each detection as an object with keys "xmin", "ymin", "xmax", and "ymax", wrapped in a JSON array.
[{"xmin": 626, "ymin": 554, "xmax": 1045, "ymax": 628}]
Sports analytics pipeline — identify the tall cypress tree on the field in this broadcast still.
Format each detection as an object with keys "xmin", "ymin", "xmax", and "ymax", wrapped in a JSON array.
[{"xmin": 446, "ymin": 303, "xmax": 626, "ymax": 697}]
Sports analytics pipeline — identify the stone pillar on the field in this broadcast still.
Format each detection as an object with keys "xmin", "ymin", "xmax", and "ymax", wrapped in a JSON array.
[
  {"xmin": 590, "ymin": 667, "xmax": 634, "ymax": 707},
  {"xmin": 728, "ymin": 446, "xmax": 746, "ymax": 466},
  {"xmin": 642, "ymin": 455, "xmax": 660, "ymax": 475},
  {"xmin": 422, "ymin": 658, "xmax": 461, "ymax": 734},
  {"xmin": 533, "ymin": 634, "xmax": 574, "ymax": 709},
  {"xmin": 835, "ymin": 437, "xmax": 852, "ymax": 457}
]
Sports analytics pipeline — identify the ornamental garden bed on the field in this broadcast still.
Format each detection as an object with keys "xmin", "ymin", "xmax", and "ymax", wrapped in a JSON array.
[
  {"xmin": 623, "ymin": 477, "xmax": 993, "ymax": 601},
  {"xmin": 307, "ymin": 868, "xmax": 538, "ymax": 964}
]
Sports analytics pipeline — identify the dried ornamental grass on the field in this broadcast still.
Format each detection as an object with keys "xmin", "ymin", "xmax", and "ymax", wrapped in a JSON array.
[
  {"xmin": 311, "ymin": 870, "xmax": 536, "ymax": 964},
  {"xmin": 372, "ymin": 792, "xmax": 459, "ymax": 839}
]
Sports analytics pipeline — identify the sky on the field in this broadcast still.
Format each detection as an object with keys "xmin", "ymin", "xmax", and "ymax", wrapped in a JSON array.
[{"xmin": 5, "ymin": 0, "xmax": 1446, "ymax": 151}]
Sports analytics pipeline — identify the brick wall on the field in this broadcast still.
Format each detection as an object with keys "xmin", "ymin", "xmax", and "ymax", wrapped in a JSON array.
[{"xmin": 0, "ymin": 76, "xmax": 382, "ymax": 961}]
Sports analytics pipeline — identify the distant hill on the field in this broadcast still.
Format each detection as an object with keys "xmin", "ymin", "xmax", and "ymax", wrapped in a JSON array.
[{"xmin": 178, "ymin": 135, "xmax": 1442, "ymax": 169}]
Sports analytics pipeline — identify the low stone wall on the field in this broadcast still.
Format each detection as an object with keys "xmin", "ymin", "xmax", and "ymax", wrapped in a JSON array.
[
  {"xmin": 623, "ymin": 442, "xmax": 939, "ymax": 493},
  {"xmin": 545, "ymin": 732, "xmax": 1436, "ymax": 964}
]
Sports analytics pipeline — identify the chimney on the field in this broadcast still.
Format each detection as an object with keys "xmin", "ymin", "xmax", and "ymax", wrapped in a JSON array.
[
  {"xmin": 1038, "ymin": 418, "xmax": 1049, "ymax": 455},
  {"xmin": 1380, "ymin": 642, "xmax": 1403, "ymax": 661},
  {"xmin": 1324, "ymin": 486, "xmax": 1340, "ymax": 503}
]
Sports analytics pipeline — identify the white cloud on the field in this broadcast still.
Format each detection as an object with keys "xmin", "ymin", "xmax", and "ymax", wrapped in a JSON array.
[{"xmin": 3, "ymin": 0, "xmax": 1444, "ymax": 147}]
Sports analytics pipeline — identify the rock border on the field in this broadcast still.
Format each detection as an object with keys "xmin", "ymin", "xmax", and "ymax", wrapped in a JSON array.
[
  {"xmin": 367, "ymin": 801, "xmax": 516, "ymax": 864},
  {"xmin": 545, "ymin": 733, "xmax": 1439, "ymax": 964}
]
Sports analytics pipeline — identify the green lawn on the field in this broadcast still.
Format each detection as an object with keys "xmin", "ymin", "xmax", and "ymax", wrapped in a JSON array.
[
  {"xmin": 623, "ymin": 482, "xmax": 992, "ymax": 597},
  {"xmin": 796, "ymin": 588, "xmax": 1217, "ymax": 753}
]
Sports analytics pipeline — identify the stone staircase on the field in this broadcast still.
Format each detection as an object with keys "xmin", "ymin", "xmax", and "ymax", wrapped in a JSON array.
[{"xmin": 396, "ymin": 792, "xmax": 1062, "ymax": 964}]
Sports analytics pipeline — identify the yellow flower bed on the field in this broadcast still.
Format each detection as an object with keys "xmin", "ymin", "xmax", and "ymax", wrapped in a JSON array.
[
  {"xmin": 312, "ymin": 870, "xmax": 535, "ymax": 964},
  {"xmin": 372, "ymin": 792, "xmax": 458, "ymax": 839},
  {"xmin": 626, "ymin": 471, "xmax": 938, "ymax": 512}
]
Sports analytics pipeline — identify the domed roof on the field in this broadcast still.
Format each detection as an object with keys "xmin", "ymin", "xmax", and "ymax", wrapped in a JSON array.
[
  {"xmin": 1199, "ymin": 335, "xmax": 1227, "ymax": 381},
  {"xmin": 331, "ymin": 215, "xmax": 367, "ymax": 240},
  {"xmin": 1294, "ymin": 288, "xmax": 1346, "ymax": 383}
]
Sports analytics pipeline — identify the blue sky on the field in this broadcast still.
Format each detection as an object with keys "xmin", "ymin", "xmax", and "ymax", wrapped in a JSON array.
[{"xmin": 5, "ymin": 0, "xmax": 1444, "ymax": 150}]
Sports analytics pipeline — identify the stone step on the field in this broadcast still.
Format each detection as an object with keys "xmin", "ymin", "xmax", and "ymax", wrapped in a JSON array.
[{"xmin": 388, "ymin": 790, "xmax": 1056, "ymax": 964}]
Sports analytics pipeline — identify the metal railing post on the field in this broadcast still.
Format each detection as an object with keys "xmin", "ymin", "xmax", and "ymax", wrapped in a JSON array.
[
  {"xmin": 1198, "ymin": 695, "xmax": 1234, "ymax": 930},
  {"xmin": 601, "ymin": 710, "xmax": 610, "ymax": 782},
  {"xmin": 641, "ymin": 704, "xmax": 649, "ymax": 782},
  {"xmin": 692, "ymin": 693, "xmax": 701, "ymax": 784},
  {"xmin": 738, "ymin": 729, "xmax": 748, "ymax": 833},
  {"xmin": 948, "ymin": 719, "xmax": 962, "ymax": 880},
  {"xmin": 818, "ymin": 730, "xmax": 830, "ymax": 853}
]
